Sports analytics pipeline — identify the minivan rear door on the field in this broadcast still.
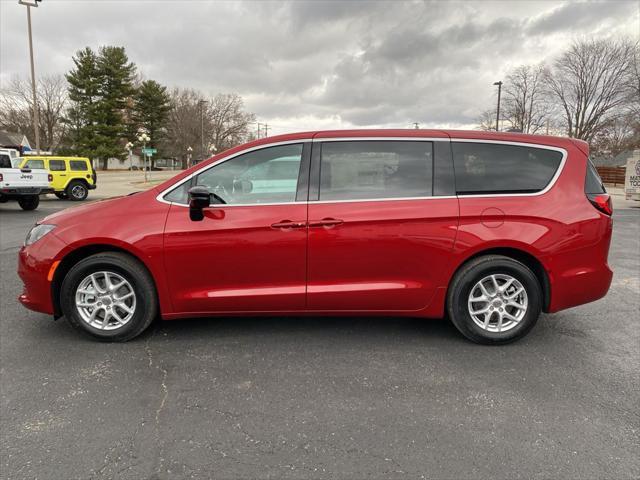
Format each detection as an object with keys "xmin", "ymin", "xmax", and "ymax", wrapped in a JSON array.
[{"xmin": 306, "ymin": 136, "xmax": 459, "ymax": 312}]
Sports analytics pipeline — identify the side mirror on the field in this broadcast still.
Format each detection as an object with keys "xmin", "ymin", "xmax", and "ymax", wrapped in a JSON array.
[{"xmin": 188, "ymin": 186, "xmax": 210, "ymax": 221}]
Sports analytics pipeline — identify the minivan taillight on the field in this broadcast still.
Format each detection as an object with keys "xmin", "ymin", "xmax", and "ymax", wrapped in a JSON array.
[
  {"xmin": 587, "ymin": 193, "xmax": 613, "ymax": 216},
  {"xmin": 48, "ymin": 174, "xmax": 53, "ymax": 182}
]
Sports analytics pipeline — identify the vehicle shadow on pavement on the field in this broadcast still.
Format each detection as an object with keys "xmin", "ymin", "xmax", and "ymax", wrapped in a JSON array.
[{"xmin": 139, "ymin": 315, "xmax": 463, "ymax": 342}]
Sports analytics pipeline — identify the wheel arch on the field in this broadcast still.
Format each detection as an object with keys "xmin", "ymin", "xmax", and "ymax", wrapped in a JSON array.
[
  {"xmin": 51, "ymin": 244, "xmax": 160, "ymax": 318},
  {"xmin": 448, "ymin": 247, "xmax": 551, "ymax": 312},
  {"xmin": 64, "ymin": 177, "xmax": 90, "ymax": 192}
]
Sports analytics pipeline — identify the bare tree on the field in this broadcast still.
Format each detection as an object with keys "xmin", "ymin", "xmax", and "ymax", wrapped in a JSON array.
[
  {"xmin": 0, "ymin": 75, "xmax": 68, "ymax": 151},
  {"xmin": 502, "ymin": 64, "xmax": 550, "ymax": 134},
  {"xmin": 162, "ymin": 88, "xmax": 255, "ymax": 168},
  {"xmin": 208, "ymin": 93, "xmax": 255, "ymax": 152},
  {"xmin": 476, "ymin": 108, "xmax": 496, "ymax": 131},
  {"xmin": 545, "ymin": 38, "xmax": 636, "ymax": 142}
]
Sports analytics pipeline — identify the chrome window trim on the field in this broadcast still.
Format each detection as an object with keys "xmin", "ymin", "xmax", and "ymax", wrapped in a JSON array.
[
  {"xmin": 157, "ymin": 137, "xmax": 567, "ymax": 206},
  {"xmin": 313, "ymin": 136, "xmax": 447, "ymax": 143}
]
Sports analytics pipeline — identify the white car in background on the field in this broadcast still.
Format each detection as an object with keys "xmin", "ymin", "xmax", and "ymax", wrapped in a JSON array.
[{"xmin": 0, "ymin": 152, "xmax": 51, "ymax": 211}]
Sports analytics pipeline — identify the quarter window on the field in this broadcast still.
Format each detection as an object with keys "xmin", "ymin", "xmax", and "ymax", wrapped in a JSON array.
[
  {"xmin": 70, "ymin": 160, "xmax": 88, "ymax": 171},
  {"xmin": 319, "ymin": 141, "xmax": 433, "ymax": 201},
  {"xmin": 49, "ymin": 160, "xmax": 66, "ymax": 171},
  {"xmin": 452, "ymin": 143, "xmax": 563, "ymax": 194}
]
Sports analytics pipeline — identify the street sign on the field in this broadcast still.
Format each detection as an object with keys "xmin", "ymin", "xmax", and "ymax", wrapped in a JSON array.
[{"xmin": 142, "ymin": 147, "xmax": 157, "ymax": 155}]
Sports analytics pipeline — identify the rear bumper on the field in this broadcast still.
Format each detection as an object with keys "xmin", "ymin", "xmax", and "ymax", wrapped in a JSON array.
[
  {"xmin": 0, "ymin": 187, "xmax": 47, "ymax": 196},
  {"xmin": 547, "ymin": 263, "xmax": 613, "ymax": 313},
  {"xmin": 546, "ymin": 216, "xmax": 614, "ymax": 313}
]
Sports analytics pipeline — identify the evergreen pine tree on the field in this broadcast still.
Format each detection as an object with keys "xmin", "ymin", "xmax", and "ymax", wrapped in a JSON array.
[{"xmin": 133, "ymin": 80, "xmax": 171, "ymax": 168}]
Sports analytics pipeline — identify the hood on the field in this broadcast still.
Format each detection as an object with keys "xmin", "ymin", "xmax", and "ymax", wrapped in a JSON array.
[{"xmin": 39, "ymin": 189, "xmax": 157, "ymax": 227}]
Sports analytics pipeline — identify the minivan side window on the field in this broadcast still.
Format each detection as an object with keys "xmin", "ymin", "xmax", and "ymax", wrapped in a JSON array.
[
  {"xmin": 69, "ymin": 160, "xmax": 88, "ymax": 171},
  {"xmin": 165, "ymin": 144, "xmax": 304, "ymax": 205},
  {"xmin": 24, "ymin": 159, "xmax": 45, "ymax": 169},
  {"xmin": 319, "ymin": 141, "xmax": 433, "ymax": 201},
  {"xmin": 49, "ymin": 160, "xmax": 66, "ymax": 171},
  {"xmin": 452, "ymin": 143, "xmax": 563, "ymax": 195}
]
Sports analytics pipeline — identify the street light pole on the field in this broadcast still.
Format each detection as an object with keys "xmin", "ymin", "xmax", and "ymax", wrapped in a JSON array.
[
  {"xmin": 20, "ymin": 0, "xmax": 41, "ymax": 154},
  {"xmin": 138, "ymin": 133, "xmax": 150, "ymax": 182},
  {"xmin": 493, "ymin": 81, "xmax": 503, "ymax": 132},
  {"xmin": 125, "ymin": 141, "xmax": 134, "ymax": 171}
]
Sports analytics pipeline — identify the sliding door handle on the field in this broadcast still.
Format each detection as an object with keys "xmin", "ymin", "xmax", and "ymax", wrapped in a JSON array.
[
  {"xmin": 271, "ymin": 220, "xmax": 306, "ymax": 229},
  {"xmin": 308, "ymin": 218, "xmax": 344, "ymax": 228}
]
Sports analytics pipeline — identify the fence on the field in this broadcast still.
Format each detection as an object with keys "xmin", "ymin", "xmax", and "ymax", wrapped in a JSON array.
[{"xmin": 596, "ymin": 166, "xmax": 626, "ymax": 187}]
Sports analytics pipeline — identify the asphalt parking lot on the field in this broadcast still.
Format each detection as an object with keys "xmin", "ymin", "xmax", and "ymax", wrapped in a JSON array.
[{"xmin": 1, "ymin": 198, "xmax": 638, "ymax": 479}]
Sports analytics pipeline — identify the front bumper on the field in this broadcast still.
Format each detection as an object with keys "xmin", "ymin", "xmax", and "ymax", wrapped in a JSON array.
[{"xmin": 17, "ymin": 233, "xmax": 67, "ymax": 316}]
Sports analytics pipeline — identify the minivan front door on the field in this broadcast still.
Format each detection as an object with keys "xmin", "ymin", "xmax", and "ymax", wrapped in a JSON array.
[
  {"xmin": 306, "ymin": 139, "xmax": 459, "ymax": 312},
  {"xmin": 163, "ymin": 142, "xmax": 310, "ymax": 314}
]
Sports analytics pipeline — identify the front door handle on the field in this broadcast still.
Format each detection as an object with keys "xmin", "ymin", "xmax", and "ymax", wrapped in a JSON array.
[
  {"xmin": 308, "ymin": 218, "xmax": 344, "ymax": 228},
  {"xmin": 271, "ymin": 220, "xmax": 306, "ymax": 229}
]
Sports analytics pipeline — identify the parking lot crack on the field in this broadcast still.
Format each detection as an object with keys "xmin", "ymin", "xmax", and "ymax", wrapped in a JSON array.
[{"xmin": 144, "ymin": 332, "xmax": 170, "ymax": 477}]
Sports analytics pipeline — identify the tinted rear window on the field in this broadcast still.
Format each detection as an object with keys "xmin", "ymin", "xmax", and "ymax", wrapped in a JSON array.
[
  {"xmin": 452, "ymin": 143, "xmax": 563, "ymax": 194},
  {"xmin": 584, "ymin": 160, "xmax": 606, "ymax": 194},
  {"xmin": 50, "ymin": 160, "xmax": 66, "ymax": 171},
  {"xmin": 70, "ymin": 160, "xmax": 88, "ymax": 171}
]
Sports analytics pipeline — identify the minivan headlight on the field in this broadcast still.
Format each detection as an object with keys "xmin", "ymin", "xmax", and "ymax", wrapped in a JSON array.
[{"xmin": 25, "ymin": 224, "xmax": 56, "ymax": 246}]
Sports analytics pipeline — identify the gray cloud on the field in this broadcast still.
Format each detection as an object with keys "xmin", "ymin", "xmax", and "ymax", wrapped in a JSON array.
[{"xmin": 1, "ymin": 0, "xmax": 638, "ymax": 134}]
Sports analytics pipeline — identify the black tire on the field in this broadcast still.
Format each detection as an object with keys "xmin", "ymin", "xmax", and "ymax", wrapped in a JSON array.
[
  {"xmin": 447, "ymin": 255, "xmax": 542, "ymax": 345},
  {"xmin": 65, "ymin": 180, "xmax": 88, "ymax": 201},
  {"xmin": 18, "ymin": 195, "xmax": 39, "ymax": 211},
  {"xmin": 60, "ymin": 252, "xmax": 158, "ymax": 342},
  {"xmin": 54, "ymin": 192, "xmax": 68, "ymax": 200}
]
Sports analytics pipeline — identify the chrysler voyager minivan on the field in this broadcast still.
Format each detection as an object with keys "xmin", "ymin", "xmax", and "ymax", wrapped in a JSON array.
[{"xmin": 18, "ymin": 130, "xmax": 613, "ymax": 344}]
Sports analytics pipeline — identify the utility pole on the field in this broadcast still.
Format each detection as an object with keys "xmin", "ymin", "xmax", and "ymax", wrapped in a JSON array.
[
  {"xmin": 256, "ymin": 122, "xmax": 263, "ymax": 139},
  {"xmin": 493, "ymin": 81, "xmax": 503, "ymax": 132},
  {"xmin": 20, "ymin": 0, "xmax": 42, "ymax": 154},
  {"xmin": 198, "ymin": 100, "xmax": 207, "ymax": 159},
  {"xmin": 263, "ymin": 123, "xmax": 270, "ymax": 137}
]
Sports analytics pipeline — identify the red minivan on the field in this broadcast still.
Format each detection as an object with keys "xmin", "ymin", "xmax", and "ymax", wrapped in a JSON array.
[{"xmin": 18, "ymin": 130, "xmax": 613, "ymax": 344}]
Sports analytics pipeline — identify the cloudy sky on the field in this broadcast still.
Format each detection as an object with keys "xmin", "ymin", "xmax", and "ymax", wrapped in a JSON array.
[{"xmin": 1, "ymin": 0, "xmax": 638, "ymax": 134}]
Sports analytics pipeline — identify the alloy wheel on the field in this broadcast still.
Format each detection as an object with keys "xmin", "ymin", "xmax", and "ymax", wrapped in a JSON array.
[
  {"xmin": 467, "ymin": 274, "xmax": 528, "ymax": 333},
  {"xmin": 75, "ymin": 271, "xmax": 136, "ymax": 330}
]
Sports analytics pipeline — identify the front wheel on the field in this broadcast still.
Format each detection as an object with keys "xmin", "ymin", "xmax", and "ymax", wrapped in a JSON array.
[
  {"xmin": 60, "ymin": 252, "xmax": 158, "ymax": 341},
  {"xmin": 447, "ymin": 255, "xmax": 542, "ymax": 344},
  {"xmin": 66, "ymin": 181, "xmax": 88, "ymax": 201},
  {"xmin": 18, "ymin": 195, "xmax": 39, "ymax": 211}
]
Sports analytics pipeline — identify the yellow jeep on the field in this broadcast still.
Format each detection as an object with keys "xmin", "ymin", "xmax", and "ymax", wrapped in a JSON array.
[{"xmin": 19, "ymin": 156, "xmax": 97, "ymax": 201}]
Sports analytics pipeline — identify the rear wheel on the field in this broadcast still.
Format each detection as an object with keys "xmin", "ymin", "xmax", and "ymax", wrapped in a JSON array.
[
  {"xmin": 54, "ymin": 192, "xmax": 68, "ymax": 200},
  {"xmin": 18, "ymin": 195, "xmax": 39, "ymax": 211},
  {"xmin": 60, "ymin": 252, "xmax": 157, "ymax": 341},
  {"xmin": 66, "ymin": 181, "xmax": 88, "ymax": 201},
  {"xmin": 447, "ymin": 255, "xmax": 542, "ymax": 344}
]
